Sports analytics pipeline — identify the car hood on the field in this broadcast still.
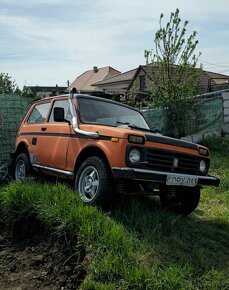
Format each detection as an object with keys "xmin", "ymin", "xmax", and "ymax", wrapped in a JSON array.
[{"xmin": 79, "ymin": 123, "xmax": 198, "ymax": 150}]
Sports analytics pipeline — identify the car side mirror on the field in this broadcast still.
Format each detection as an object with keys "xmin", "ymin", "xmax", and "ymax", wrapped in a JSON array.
[{"xmin": 54, "ymin": 107, "xmax": 65, "ymax": 122}]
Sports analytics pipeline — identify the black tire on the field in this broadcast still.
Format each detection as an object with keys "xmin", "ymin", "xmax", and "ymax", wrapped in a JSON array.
[
  {"xmin": 14, "ymin": 153, "xmax": 31, "ymax": 181},
  {"xmin": 160, "ymin": 186, "xmax": 200, "ymax": 215},
  {"xmin": 75, "ymin": 156, "xmax": 113, "ymax": 206},
  {"xmin": 0, "ymin": 161, "xmax": 8, "ymax": 179}
]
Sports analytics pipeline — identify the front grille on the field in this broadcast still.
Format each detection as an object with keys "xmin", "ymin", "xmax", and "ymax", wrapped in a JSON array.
[{"xmin": 144, "ymin": 148, "xmax": 200, "ymax": 174}]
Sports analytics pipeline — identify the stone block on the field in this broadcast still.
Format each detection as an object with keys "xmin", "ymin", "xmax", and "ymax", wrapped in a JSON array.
[
  {"xmin": 222, "ymin": 92, "xmax": 229, "ymax": 101},
  {"xmin": 224, "ymin": 100, "xmax": 229, "ymax": 108},
  {"xmin": 192, "ymin": 134, "xmax": 203, "ymax": 143},
  {"xmin": 224, "ymin": 115, "xmax": 229, "ymax": 123},
  {"xmin": 222, "ymin": 123, "xmax": 229, "ymax": 134},
  {"xmin": 180, "ymin": 136, "xmax": 193, "ymax": 142},
  {"xmin": 224, "ymin": 108, "xmax": 229, "ymax": 116},
  {"xmin": 203, "ymin": 131, "xmax": 222, "ymax": 140}
]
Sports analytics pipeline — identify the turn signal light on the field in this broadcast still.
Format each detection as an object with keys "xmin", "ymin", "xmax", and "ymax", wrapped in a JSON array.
[{"xmin": 111, "ymin": 137, "xmax": 119, "ymax": 142}]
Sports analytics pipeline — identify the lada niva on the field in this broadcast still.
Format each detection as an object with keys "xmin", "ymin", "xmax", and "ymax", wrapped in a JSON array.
[{"xmin": 12, "ymin": 89, "xmax": 220, "ymax": 215}]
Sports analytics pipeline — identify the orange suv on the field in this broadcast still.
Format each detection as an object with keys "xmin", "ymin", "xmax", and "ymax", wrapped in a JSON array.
[{"xmin": 12, "ymin": 89, "xmax": 220, "ymax": 215}]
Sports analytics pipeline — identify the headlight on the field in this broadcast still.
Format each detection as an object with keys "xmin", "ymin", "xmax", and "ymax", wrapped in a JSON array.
[
  {"xmin": 199, "ymin": 160, "xmax": 207, "ymax": 173},
  {"xmin": 129, "ymin": 148, "xmax": 141, "ymax": 164}
]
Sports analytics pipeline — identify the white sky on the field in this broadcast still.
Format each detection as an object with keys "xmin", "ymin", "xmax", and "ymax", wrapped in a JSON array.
[{"xmin": 0, "ymin": 0, "xmax": 229, "ymax": 88}]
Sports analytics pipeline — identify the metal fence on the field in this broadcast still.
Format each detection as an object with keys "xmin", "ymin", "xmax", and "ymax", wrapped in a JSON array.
[
  {"xmin": 142, "ymin": 92, "xmax": 224, "ymax": 136},
  {"xmin": 0, "ymin": 94, "xmax": 31, "ymax": 166}
]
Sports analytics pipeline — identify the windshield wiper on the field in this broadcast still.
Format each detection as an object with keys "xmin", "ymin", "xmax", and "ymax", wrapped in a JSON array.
[
  {"xmin": 128, "ymin": 124, "xmax": 160, "ymax": 133},
  {"xmin": 116, "ymin": 121, "xmax": 160, "ymax": 133},
  {"xmin": 116, "ymin": 121, "xmax": 132, "ymax": 126}
]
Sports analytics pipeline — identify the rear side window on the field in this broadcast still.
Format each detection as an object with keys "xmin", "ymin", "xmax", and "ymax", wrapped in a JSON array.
[
  {"xmin": 27, "ymin": 102, "xmax": 50, "ymax": 124},
  {"xmin": 49, "ymin": 99, "xmax": 72, "ymax": 123}
]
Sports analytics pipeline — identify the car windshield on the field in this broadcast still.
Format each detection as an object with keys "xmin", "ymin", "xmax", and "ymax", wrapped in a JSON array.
[{"xmin": 78, "ymin": 98, "xmax": 150, "ymax": 129}]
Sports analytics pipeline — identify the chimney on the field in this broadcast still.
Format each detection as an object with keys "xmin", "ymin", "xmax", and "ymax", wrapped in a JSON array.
[{"xmin": 93, "ymin": 66, "xmax": 98, "ymax": 73}]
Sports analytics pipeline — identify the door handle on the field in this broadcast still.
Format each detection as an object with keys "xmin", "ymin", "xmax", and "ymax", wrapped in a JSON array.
[{"xmin": 41, "ymin": 127, "xmax": 47, "ymax": 131}]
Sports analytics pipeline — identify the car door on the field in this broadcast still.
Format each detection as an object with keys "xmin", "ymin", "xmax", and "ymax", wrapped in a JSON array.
[
  {"xmin": 25, "ymin": 101, "xmax": 51, "ymax": 165},
  {"xmin": 34, "ymin": 98, "xmax": 71, "ymax": 171}
]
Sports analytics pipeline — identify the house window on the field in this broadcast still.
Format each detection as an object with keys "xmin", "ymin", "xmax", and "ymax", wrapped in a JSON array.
[{"xmin": 139, "ymin": 75, "xmax": 146, "ymax": 91}]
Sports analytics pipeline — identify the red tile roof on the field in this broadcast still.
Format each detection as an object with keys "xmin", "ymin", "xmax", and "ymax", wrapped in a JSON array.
[
  {"xmin": 68, "ymin": 66, "xmax": 121, "ymax": 91},
  {"xmin": 93, "ymin": 68, "xmax": 138, "ymax": 86},
  {"xmin": 206, "ymin": 71, "xmax": 229, "ymax": 79},
  {"xmin": 196, "ymin": 70, "xmax": 229, "ymax": 92}
]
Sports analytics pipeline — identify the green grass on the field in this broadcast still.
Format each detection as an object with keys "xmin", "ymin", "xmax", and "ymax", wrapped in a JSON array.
[{"xmin": 0, "ymin": 138, "xmax": 228, "ymax": 289}]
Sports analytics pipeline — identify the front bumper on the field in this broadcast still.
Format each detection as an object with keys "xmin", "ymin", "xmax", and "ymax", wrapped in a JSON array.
[{"xmin": 112, "ymin": 167, "xmax": 220, "ymax": 187}]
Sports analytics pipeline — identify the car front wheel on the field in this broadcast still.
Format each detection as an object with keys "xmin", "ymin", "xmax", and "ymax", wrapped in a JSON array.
[{"xmin": 75, "ymin": 156, "xmax": 113, "ymax": 206}]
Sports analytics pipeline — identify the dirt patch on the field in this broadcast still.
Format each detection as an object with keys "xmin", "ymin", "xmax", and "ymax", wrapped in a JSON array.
[{"xmin": 0, "ymin": 217, "xmax": 86, "ymax": 290}]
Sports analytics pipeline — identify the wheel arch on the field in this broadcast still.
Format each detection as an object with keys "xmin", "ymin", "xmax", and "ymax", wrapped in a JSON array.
[
  {"xmin": 74, "ymin": 146, "xmax": 111, "ymax": 177},
  {"xmin": 14, "ymin": 141, "xmax": 29, "ymax": 157}
]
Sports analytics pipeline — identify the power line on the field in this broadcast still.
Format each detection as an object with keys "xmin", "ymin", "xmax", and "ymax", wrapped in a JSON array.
[{"xmin": 200, "ymin": 59, "xmax": 229, "ymax": 68}]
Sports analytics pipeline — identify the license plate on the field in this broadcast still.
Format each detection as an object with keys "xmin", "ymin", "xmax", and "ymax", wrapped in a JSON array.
[{"xmin": 166, "ymin": 174, "xmax": 198, "ymax": 187}]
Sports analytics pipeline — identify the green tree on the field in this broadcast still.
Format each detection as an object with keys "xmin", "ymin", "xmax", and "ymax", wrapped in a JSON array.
[
  {"xmin": 126, "ymin": 81, "xmax": 143, "ymax": 109},
  {"xmin": 145, "ymin": 9, "xmax": 201, "ymax": 137},
  {"xmin": 0, "ymin": 73, "xmax": 18, "ymax": 94}
]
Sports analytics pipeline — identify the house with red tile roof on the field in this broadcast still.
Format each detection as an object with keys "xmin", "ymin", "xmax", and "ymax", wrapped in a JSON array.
[
  {"xmin": 92, "ymin": 65, "xmax": 229, "ymax": 100},
  {"xmin": 68, "ymin": 66, "xmax": 121, "ymax": 93},
  {"xmin": 92, "ymin": 68, "xmax": 138, "ymax": 95}
]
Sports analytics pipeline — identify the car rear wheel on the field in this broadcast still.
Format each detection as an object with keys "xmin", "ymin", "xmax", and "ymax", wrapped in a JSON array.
[
  {"xmin": 160, "ymin": 186, "xmax": 200, "ymax": 215},
  {"xmin": 75, "ymin": 156, "xmax": 113, "ymax": 206},
  {"xmin": 14, "ymin": 153, "xmax": 31, "ymax": 181}
]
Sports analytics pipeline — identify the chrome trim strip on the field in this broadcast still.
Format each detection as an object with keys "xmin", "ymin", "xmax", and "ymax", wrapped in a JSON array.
[{"xmin": 33, "ymin": 164, "xmax": 73, "ymax": 176}]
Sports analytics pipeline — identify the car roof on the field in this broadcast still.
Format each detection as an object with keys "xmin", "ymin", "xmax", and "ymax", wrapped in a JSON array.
[
  {"xmin": 32, "ymin": 94, "xmax": 141, "ymax": 112},
  {"xmin": 35, "ymin": 93, "xmax": 109, "ymax": 103}
]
